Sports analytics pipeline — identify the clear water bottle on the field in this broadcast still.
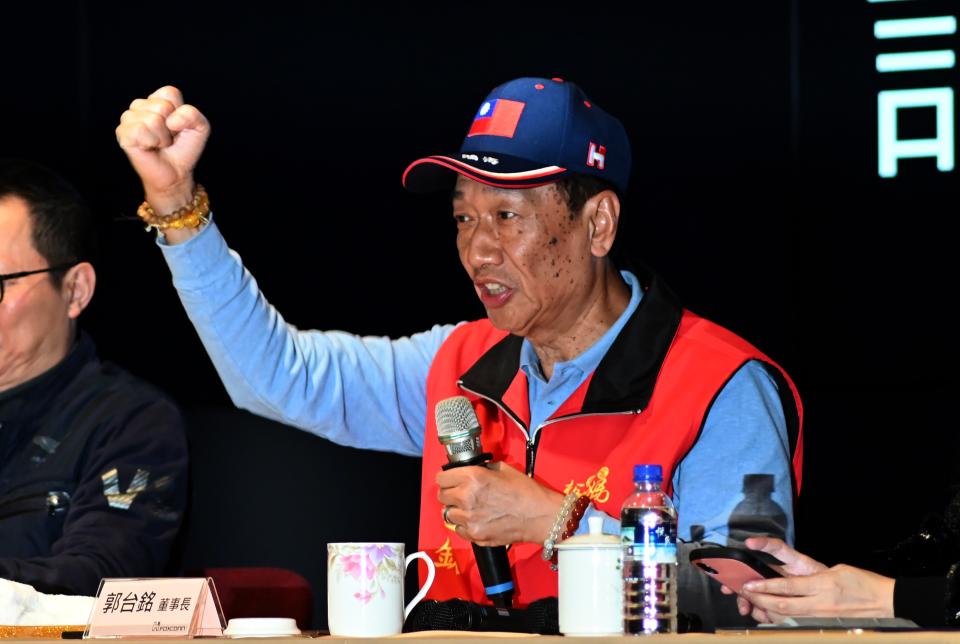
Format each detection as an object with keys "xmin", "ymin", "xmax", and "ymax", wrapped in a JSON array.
[{"xmin": 620, "ymin": 464, "xmax": 677, "ymax": 635}]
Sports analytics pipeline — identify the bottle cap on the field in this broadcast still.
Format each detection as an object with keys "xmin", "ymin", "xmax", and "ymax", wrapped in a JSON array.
[{"xmin": 633, "ymin": 463, "xmax": 663, "ymax": 482}]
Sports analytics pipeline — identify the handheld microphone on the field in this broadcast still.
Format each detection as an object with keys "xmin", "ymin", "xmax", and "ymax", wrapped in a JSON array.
[{"xmin": 435, "ymin": 396, "xmax": 515, "ymax": 608}]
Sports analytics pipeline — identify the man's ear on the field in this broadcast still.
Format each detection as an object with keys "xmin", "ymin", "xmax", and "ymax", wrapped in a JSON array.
[
  {"xmin": 584, "ymin": 190, "xmax": 621, "ymax": 258},
  {"xmin": 62, "ymin": 262, "xmax": 96, "ymax": 319}
]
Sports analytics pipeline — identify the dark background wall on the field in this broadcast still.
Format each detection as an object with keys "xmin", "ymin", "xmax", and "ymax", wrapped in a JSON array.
[{"xmin": 3, "ymin": 0, "xmax": 960, "ymax": 627}]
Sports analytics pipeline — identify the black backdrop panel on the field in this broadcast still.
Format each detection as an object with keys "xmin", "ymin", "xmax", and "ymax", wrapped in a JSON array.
[{"xmin": 3, "ymin": 0, "xmax": 959, "ymax": 614}]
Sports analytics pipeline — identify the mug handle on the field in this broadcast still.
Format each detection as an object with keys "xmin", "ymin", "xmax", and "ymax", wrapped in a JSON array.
[{"xmin": 403, "ymin": 551, "xmax": 436, "ymax": 619}]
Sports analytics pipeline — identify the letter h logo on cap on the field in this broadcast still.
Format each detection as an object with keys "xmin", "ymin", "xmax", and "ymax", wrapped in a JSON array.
[{"xmin": 587, "ymin": 142, "xmax": 606, "ymax": 170}]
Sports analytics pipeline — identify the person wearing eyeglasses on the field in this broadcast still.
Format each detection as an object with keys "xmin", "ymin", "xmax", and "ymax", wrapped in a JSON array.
[{"xmin": 0, "ymin": 159, "xmax": 188, "ymax": 596}]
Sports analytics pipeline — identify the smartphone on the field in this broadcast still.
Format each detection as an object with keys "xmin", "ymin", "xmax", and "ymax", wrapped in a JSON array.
[{"xmin": 688, "ymin": 546, "xmax": 783, "ymax": 593}]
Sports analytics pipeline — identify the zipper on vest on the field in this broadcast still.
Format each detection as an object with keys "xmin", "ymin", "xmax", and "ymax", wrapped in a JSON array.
[
  {"xmin": 456, "ymin": 383, "xmax": 531, "ymax": 441},
  {"xmin": 525, "ymin": 432, "xmax": 542, "ymax": 476},
  {"xmin": 458, "ymin": 381, "xmax": 644, "ymax": 480},
  {"xmin": 525, "ymin": 410, "xmax": 641, "ymax": 478},
  {"xmin": 537, "ymin": 409, "xmax": 643, "ymax": 430}
]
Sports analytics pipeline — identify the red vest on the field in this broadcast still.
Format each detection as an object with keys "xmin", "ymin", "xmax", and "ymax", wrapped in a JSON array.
[{"xmin": 417, "ymin": 276, "xmax": 803, "ymax": 606}]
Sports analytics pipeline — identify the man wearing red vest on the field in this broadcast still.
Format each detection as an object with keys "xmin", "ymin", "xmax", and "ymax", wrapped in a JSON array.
[{"xmin": 117, "ymin": 77, "xmax": 802, "ymax": 628}]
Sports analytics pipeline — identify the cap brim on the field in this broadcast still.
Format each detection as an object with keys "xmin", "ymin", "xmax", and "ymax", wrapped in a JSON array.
[{"xmin": 402, "ymin": 154, "xmax": 569, "ymax": 193}]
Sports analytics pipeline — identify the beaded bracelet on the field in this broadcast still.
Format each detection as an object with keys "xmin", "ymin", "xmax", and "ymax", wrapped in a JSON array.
[
  {"xmin": 541, "ymin": 492, "xmax": 590, "ymax": 569},
  {"xmin": 137, "ymin": 184, "xmax": 210, "ymax": 232}
]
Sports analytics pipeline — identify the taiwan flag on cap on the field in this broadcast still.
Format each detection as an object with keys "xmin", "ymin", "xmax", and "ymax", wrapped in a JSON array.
[
  {"xmin": 403, "ymin": 77, "xmax": 631, "ymax": 194},
  {"xmin": 467, "ymin": 98, "xmax": 525, "ymax": 138}
]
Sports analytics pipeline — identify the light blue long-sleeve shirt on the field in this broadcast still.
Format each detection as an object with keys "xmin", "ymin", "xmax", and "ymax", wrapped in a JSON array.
[{"xmin": 159, "ymin": 220, "xmax": 794, "ymax": 545}]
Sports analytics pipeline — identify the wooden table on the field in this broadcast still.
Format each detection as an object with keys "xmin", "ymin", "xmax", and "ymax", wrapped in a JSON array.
[
  {"xmin": 4, "ymin": 632, "xmax": 956, "ymax": 643},
  {"xmin": 6, "ymin": 631, "xmax": 960, "ymax": 642}
]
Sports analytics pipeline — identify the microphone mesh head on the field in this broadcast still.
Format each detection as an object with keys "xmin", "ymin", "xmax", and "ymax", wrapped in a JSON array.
[
  {"xmin": 404, "ymin": 599, "xmax": 472, "ymax": 631},
  {"xmin": 523, "ymin": 596, "xmax": 560, "ymax": 634},
  {"xmin": 435, "ymin": 396, "xmax": 482, "ymax": 461},
  {"xmin": 435, "ymin": 396, "xmax": 481, "ymax": 441}
]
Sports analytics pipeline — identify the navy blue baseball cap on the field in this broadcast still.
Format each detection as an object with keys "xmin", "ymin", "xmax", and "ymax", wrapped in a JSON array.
[{"xmin": 402, "ymin": 77, "xmax": 631, "ymax": 194}]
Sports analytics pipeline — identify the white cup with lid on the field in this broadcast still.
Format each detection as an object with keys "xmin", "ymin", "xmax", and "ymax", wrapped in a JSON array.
[{"xmin": 556, "ymin": 516, "xmax": 624, "ymax": 636}]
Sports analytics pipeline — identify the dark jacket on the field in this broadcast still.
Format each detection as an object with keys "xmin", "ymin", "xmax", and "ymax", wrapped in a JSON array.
[
  {"xmin": 881, "ymin": 489, "xmax": 960, "ymax": 627},
  {"xmin": 0, "ymin": 333, "xmax": 187, "ymax": 595}
]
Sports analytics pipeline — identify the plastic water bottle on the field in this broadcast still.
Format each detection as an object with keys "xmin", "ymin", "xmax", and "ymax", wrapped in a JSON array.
[{"xmin": 620, "ymin": 464, "xmax": 677, "ymax": 634}]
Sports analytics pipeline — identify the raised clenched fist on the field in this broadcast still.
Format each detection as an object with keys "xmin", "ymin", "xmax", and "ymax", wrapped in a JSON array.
[{"xmin": 116, "ymin": 86, "xmax": 210, "ymax": 216}]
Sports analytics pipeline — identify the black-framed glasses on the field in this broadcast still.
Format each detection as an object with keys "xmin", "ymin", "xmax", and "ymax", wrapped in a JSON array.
[{"xmin": 0, "ymin": 262, "xmax": 78, "ymax": 304}]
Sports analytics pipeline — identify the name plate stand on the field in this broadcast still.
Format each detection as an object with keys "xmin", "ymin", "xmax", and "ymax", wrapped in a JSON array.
[{"xmin": 84, "ymin": 578, "xmax": 224, "ymax": 639}]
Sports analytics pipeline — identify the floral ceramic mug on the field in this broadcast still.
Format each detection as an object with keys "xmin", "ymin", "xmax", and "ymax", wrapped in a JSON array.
[{"xmin": 326, "ymin": 542, "xmax": 436, "ymax": 636}]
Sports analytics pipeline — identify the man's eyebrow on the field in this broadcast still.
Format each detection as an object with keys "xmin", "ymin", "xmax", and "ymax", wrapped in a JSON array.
[{"xmin": 451, "ymin": 189, "xmax": 464, "ymax": 201}]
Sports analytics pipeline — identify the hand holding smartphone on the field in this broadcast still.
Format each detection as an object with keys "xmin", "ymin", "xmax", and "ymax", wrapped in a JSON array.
[{"xmin": 689, "ymin": 546, "xmax": 784, "ymax": 593}]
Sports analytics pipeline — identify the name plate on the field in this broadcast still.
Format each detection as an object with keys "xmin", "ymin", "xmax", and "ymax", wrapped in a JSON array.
[{"xmin": 84, "ymin": 578, "xmax": 224, "ymax": 639}]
